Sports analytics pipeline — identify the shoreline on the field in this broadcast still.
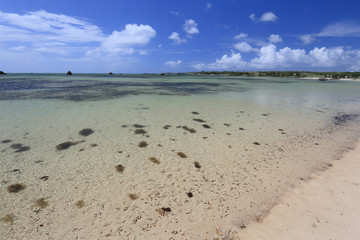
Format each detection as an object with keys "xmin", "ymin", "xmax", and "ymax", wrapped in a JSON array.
[{"xmin": 238, "ymin": 140, "xmax": 360, "ymax": 239}]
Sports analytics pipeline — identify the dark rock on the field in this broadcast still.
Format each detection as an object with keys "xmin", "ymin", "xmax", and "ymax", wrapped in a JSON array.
[
  {"xmin": 79, "ymin": 128, "xmax": 94, "ymax": 136},
  {"xmin": 66, "ymin": 71, "xmax": 72, "ymax": 75}
]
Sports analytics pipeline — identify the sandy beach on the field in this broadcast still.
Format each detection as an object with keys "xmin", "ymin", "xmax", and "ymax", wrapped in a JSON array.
[{"xmin": 239, "ymin": 140, "xmax": 360, "ymax": 240}]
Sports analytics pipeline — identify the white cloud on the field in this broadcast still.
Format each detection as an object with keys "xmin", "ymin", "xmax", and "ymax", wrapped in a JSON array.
[
  {"xmin": 234, "ymin": 33, "xmax": 248, "ymax": 39},
  {"xmin": 317, "ymin": 21, "xmax": 360, "ymax": 37},
  {"xmin": 193, "ymin": 52, "xmax": 246, "ymax": 70},
  {"xmin": 170, "ymin": 10, "xmax": 180, "ymax": 16},
  {"xmin": 206, "ymin": 2, "xmax": 212, "ymax": 10},
  {"xmin": 164, "ymin": 60, "xmax": 182, "ymax": 67},
  {"xmin": 183, "ymin": 19, "xmax": 199, "ymax": 35},
  {"xmin": 260, "ymin": 12, "xmax": 278, "ymax": 22},
  {"xmin": 249, "ymin": 14, "xmax": 256, "ymax": 22},
  {"xmin": 0, "ymin": 10, "xmax": 104, "ymax": 43},
  {"xmin": 268, "ymin": 34, "xmax": 282, "ymax": 43},
  {"xmin": 233, "ymin": 42, "xmax": 255, "ymax": 52},
  {"xmin": 299, "ymin": 34, "xmax": 316, "ymax": 45},
  {"xmin": 168, "ymin": 32, "xmax": 187, "ymax": 45},
  {"xmin": 96, "ymin": 24, "xmax": 156, "ymax": 55},
  {"xmin": 251, "ymin": 44, "xmax": 308, "ymax": 68},
  {"xmin": 193, "ymin": 45, "xmax": 360, "ymax": 71}
]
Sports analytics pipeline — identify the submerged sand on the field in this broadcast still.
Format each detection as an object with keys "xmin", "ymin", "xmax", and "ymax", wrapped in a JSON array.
[{"xmin": 1, "ymin": 77, "xmax": 360, "ymax": 239}]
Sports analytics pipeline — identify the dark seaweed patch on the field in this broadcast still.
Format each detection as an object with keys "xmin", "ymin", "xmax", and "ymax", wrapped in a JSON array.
[
  {"xmin": 75, "ymin": 200, "xmax": 85, "ymax": 208},
  {"xmin": 133, "ymin": 124, "xmax": 145, "ymax": 128},
  {"xmin": 10, "ymin": 143, "xmax": 30, "ymax": 152},
  {"xmin": 1, "ymin": 214, "xmax": 15, "ymax": 223},
  {"xmin": 134, "ymin": 129, "xmax": 147, "ymax": 134},
  {"xmin": 149, "ymin": 157, "xmax": 160, "ymax": 164},
  {"xmin": 40, "ymin": 176, "xmax": 49, "ymax": 181},
  {"xmin": 1, "ymin": 139, "xmax": 12, "ymax": 144},
  {"xmin": 183, "ymin": 126, "xmax": 196, "ymax": 133},
  {"xmin": 7, "ymin": 183, "xmax": 25, "ymax": 193},
  {"xmin": 193, "ymin": 118, "xmax": 206, "ymax": 123},
  {"xmin": 192, "ymin": 111, "xmax": 199, "ymax": 115},
  {"xmin": 239, "ymin": 127, "xmax": 245, "ymax": 130},
  {"xmin": 333, "ymin": 113, "xmax": 360, "ymax": 125},
  {"xmin": 128, "ymin": 193, "xmax": 138, "ymax": 200},
  {"xmin": 194, "ymin": 161, "xmax": 201, "ymax": 168},
  {"xmin": 253, "ymin": 142, "xmax": 261, "ymax": 145},
  {"xmin": 177, "ymin": 152, "xmax": 187, "ymax": 158},
  {"xmin": 187, "ymin": 192, "xmax": 193, "ymax": 198},
  {"xmin": 138, "ymin": 141, "xmax": 148, "ymax": 148},
  {"xmin": 224, "ymin": 123, "xmax": 231, "ymax": 127},
  {"xmin": 90, "ymin": 143, "xmax": 98, "ymax": 147},
  {"xmin": 56, "ymin": 140, "xmax": 84, "ymax": 150},
  {"xmin": 34, "ymin": 198, "xmax": 48, "ymax": 208},
  {"xmin": 163, "ymin": 125, "xmax": 171, "ymax": 129},
  {"xmin": 79, "ymin": 128, "xmax": 94, "ymax": 136},
  {"xmin": 202, "ymin": 124, "xmax": 211, "ymax": 129},
  {"xmin": 116, "ymin": 164, "xmax": 124, "ymax": 173}
]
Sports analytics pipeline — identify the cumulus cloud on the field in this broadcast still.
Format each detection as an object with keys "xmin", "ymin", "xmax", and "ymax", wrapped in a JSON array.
[
  {"xmin": 234, "ymin": 33, "xmax": 248, "ymax": 39},
  {"xmin": 193, "ymin": 52, "xmax": 246, "ymax": 71},
  {"xmin": 299, "ymin": 34, "xmax": 316, "ymax": 45},
  {"xmin": 96, "ymin": 24, "xmax": 156, "ymax": 55},
  {"xmin": 233, "ymin": 42, "xmax": 255, "ymax": 52},
  {"xmin": 206, "ymin": 2, "xmax": 212, "ymax": 10},
  {"xmin": 168, "ymin": 32, "xmax": 187, "ymax": 45},
  {"xmin": 260, "ymin": 12, "xmax": 278, "ymax": 22},
  {"xmin": 0, "ymin": 10, "xmax": 157, "ymax": 58},
  {"xmin": 268, "ymin": 34, "xmax": 282, "ymax": 43},
  {"xmin": 170, "ymin": 10, "xmax": 180, "ymax": 16},
  {"xmin": 193, "ymin": 44, "xmax": 360, "ymax": 71},
  {"xmin": 164, "ymin": 60, "xmax": 182, "ymax": 67},
  {"xmin": 183, "ymin": 19, "xmax": 199, "ymax": 35}
]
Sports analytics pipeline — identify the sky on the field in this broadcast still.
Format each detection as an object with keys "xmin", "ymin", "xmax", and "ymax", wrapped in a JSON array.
[{"xmin": 1, "ymin": 0, "xmax": 360, "ymax": 73}]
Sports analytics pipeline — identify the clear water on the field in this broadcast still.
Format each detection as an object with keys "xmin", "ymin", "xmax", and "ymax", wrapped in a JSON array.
[{"xmin": 1, "ymin": 74, "xmax": 360, "ymax": 239}]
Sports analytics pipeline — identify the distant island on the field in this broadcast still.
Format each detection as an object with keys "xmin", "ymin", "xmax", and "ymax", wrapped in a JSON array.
[{"xmin": 0, "ymin": 70, "xmax": 6, "ymax": 74}]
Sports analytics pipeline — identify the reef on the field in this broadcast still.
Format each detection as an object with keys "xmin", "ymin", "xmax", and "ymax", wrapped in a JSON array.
[
  {"xmin": 79, "ymin": 128, "xmax": 94, "ymax": 136},
  {"xmin": 7, "ymin": 183, "xmax": 26, "ymax": 193}
]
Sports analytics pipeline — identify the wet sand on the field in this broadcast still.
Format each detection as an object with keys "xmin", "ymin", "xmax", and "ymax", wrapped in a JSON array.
[{"xmin": 239, "ymin": 140, "xmax": 360, "ymax": 240}]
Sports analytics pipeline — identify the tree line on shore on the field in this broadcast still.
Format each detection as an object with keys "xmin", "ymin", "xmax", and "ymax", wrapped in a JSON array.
[{"xmin": 185, "ymin": 71, "xmax": 360, "ymax": 79}]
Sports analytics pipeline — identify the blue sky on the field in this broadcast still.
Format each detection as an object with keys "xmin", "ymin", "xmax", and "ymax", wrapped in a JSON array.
[{"xmin": 1, "ymin": 0, "xmax": 360, "ymax": 73}]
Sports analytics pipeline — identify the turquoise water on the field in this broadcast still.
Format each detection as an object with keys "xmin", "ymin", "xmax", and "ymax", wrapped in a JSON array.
[{"xmin": 1, "ymin": 74, "xmax": 360, "ymax": 239}]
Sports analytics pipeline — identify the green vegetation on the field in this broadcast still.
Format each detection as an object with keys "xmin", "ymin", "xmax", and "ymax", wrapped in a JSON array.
[{"xmin": 183, "ymin": 71, "xmax": 360, "ymax": 79}]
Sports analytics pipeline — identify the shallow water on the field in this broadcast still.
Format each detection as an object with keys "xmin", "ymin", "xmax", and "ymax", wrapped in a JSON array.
[{"xmin": 1, "ymin": 74, "xmax": 360, "ymax": 239}]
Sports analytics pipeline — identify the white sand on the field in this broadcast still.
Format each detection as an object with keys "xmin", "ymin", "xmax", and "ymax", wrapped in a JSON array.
[{"xmin": 239, "ymin": 141, "xmax": 360, "ymax": 240}]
